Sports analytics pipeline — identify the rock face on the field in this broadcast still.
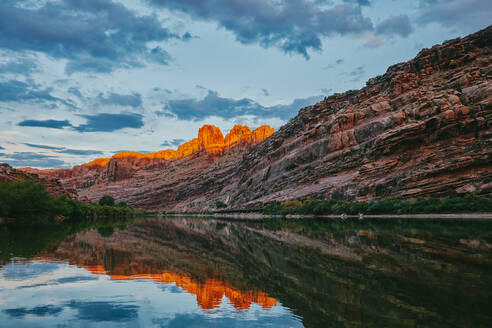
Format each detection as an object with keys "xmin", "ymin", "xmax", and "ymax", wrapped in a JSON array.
[
  {"xmin": 22, "ymin": 124, "xmax": 275, "ymax": 208},
  {"xmin": 0, "ymin": 164, "xmax": 78, "ymax": 199},
  {"xmin": 227, "ymin": 25, "xmax": 492, "ymax": 207},
  {"xmin": 17, "ymin": 26, "xmax": 492, "ymax": 210}
]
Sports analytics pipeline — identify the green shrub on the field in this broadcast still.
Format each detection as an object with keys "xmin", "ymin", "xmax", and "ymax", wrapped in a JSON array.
[
  {"xmin": 99, "ymin": 195, "xmax": 115, "ymax": 206},
  {"xmin": 117, "ymin": 202, "xmax": 128, "ymax": 208},
  {"xmin": 261, "ymin": 195, "xmax": 492, "ymax": 216},
  {"xmin": 0, "ymin": 180, "xmax": 141, "ymax": 223},
  {"xmin": 215, "ymin": 201, "xmax": 227, "ymax": 209}
]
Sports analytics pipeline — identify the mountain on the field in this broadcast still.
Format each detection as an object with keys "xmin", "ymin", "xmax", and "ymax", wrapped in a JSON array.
[
  {"xmin": 17, "ymin": 25, "xmax": 492, "ymax": 210},
  {"xmin": 230, "ymin": 26, "xmax": 492, "ymax": 207},
  {"xmin": 0, "ymin": 163, "xmax": 77, "ymax": 199},
  {"xmin": 21, "ymin": 124, "xmax": 275, "ymax": 208}
]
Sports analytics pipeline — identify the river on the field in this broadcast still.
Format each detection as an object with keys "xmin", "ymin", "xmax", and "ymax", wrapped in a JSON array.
[{"xmin": 0, "ymin": 217, "xmax": 491, "ymax": 327}]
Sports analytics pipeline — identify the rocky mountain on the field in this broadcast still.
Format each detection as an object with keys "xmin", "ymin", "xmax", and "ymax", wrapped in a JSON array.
[
  {"xmin": 15, "ymin": 25, "xmax": 492, "ymax": 210},
  {"xmin": 21, "ymin": 124, "xmax": 275, "ymax": 208},
  {"xmin": 0, "ymin": 163, "xmax": 77, "ymax": 199},
  {"xmin": 228, "ymin": 25, "xmax": 492, "ymax": 207}
]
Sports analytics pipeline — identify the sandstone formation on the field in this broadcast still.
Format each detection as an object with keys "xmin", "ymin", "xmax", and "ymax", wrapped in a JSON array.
[
  {"xmin": 19, "ymin": 124, "xmax": 275, "ymax": 208},
  {"xmin": 229, "ymin": 26, "xmax": 492, "ymax": 207},
  {"xmin": 12, "ymin": 26, "xmax": 492, "ymax": 210},
  {"xmin": 0, "ymin": 163, "xmax": 77, "ymax": 199}
]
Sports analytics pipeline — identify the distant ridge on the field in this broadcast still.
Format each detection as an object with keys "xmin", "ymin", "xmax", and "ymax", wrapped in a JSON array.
[{"xmin": 66, "ymin": 124, "xmax": 274, "ymax": 168}]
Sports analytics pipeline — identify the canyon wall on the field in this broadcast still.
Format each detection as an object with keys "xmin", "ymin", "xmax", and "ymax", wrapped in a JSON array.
[
  {"xmin": 227, "ymin": 25, "xmax": 492, "ymax": 207},
  {"xmin": 0, "ymin": 163, "xmax": 77, "ymax": 199},
  {"xmin": 13, "ymin": 25, "xmax": 492, "ymax": 210},
  {"xmin": 21, "ymin": 125, "xmax": 275, "ymax": 207}
]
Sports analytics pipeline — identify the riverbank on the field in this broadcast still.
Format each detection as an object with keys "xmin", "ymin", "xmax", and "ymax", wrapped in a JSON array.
[
  {"xmin": 162, "ymin": 212, "xmax": 492, "ymax": 220},
  {"xmin": 0, "ymin": 180, "xmax": 143, "ymax": 225},
  {"xmin": 162, "ymin": 195, "xmax": 492, "ymax": 220}
]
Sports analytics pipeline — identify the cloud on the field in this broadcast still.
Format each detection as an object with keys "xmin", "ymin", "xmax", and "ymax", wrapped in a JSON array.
[
  {"xmin": 75, "ymin": 113, "xmax": 144, "ymax": 132},
  {"xmin": 113, "ymin": 149, "xmax": 151, "ymax": 154},
  {"xmin": 148, "ymin": 0, "xmax": 374, "ymax": 59},
  {"xmin": 0, "ymin": 57, "xmax": 38, "ymax": 76},
  {"xmin": 182, "ymin": 32, "xmax": 193, "ymax": 41},
  {"xmin": 164, "ymin": 89, "xmax": 322, "ymax": 121},
  {"xmin": 24, "ymin": 143, "xmax": 65, "ymax": 150},
  {"xmin": 24, "ymin": 143, "xmax": 104, "ymax": 156},
  {"xmin": 149, "ymin": 46, "xmax": 172, "ymax": 65},
  {"xmin": 363, "ymin": 33, "xmax": 386, "ymax": 48},
  {"xmin": 2, "ymin": 262, "xmax": 60, "ymax": 280},
  {"xmin": 324, "ymin": 58, "xmax": 345, "ymax": 69},
  {"xmin": 64, "ymin": 56, "xmax": 139, "ymax": 75},
  {"xmin": 418, "ymin": 0, "xmax": 492, "ymax": 31},
  {"xmin": 17, "ymin": 113, "xmax": 143, "ymax": 135},
  {"xmin": 23, "ymin": 143, "xmax": 104, "ymax": 155},
  {"xmin": 4, "ymin": 305, "xmax": 63, "ymax": 318},
  {"xmin": 97, "ymin": 92, "xmax": 143, "ymax": 108},
  {"xmin": 0, "ymin": 80, "xmax": 72, "ymax": 108},
  {"xmin": 375, "ymin": 15, "xmax": 413, "ymax": 38},
  {"xmin": 349, "ymin": 65, "xmax": 365, "ymax": 82},
  {"xmin": 0, "ymin": 152, "xmax": 68, "ymax": 168},
  {"xmin": 58, "ymin": 149, "xmax": 104, "ymax": 156},
  {"xmin": 18, "ymin": 119, "xmax": 72, "ymax": 129},
  {"xmin": 17, "ymin": 276, "xmax": 99, "ymax": 290},
  {"xmin": 343, "ymin": 0, "xmax": 372, "ymax": 5},
  {"xmin": 55, "ymin": 276, "xmax": 99, "ymax": 284},
  {"xmin": 0, "ymin": 0, "xmax": 182, "ymax": 74},
  {"xmin": 66, "ymin": 301, "xmax": 138, "ymax": 322},
  {"xmin": 68, "ymin": 87, "xmax": 83, "ymax": 99},
  {"xmin": 161, "ymin": 138, "xmax": 185, "ymax": 147},
  {"xmin": 165, "ymin": 312, "xmax": 300, "ymax": 328}
]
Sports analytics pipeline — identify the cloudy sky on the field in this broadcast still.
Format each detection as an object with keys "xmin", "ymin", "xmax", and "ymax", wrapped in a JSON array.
[{"xmin": 0, "ymin": 0, "xmax": 490, "ymax": 168}]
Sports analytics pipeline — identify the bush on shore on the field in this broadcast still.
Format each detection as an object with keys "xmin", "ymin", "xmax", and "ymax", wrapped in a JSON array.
[
  {"xmin": 0, "ymin": 180, "xmax": 141, "ymax": 223},
  {"xmin": 262, "ymin": 195, "xmax": 492, "ymax": 215},
  {"xmin": 99, "ymin": 195, "xmax": 115, "ymax": 206}
]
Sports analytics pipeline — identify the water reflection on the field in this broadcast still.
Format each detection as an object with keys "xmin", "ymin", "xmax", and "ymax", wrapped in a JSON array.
[
  {"xmin": 80, "ymin": 268, "xmax": 277, "ymax": 310},
  {"xmin": 0, "ymin": 217, "xmax": 491, "ymax": 327}
]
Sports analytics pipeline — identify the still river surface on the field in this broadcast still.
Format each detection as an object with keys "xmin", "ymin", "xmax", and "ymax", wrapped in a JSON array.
[{"xmin": 0, "ymin": 217, "xmax": 491, "ymax": 327}]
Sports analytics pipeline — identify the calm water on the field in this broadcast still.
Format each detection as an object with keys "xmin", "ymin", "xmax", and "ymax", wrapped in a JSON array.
[{"xmin": 0, "ymin": 217, "xmax": 491, "ymax": 327}]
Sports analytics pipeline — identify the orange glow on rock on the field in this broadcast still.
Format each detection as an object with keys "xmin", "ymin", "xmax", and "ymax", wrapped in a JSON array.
[
  {"xmin": 86, "ymin": 158, "xmax": 111, "ymax": 167},
  {"xmin": 252, "ymin": 125, "xmax": 275, "ymax": 144},
  {"xmin": 81, "ymin": 124, "xmax": 274, "ymax": 168},
  {"xmin": 82, "ymin": 266, "xmax": 277, "ymax": 310},
  {"xmin": 224, "ymin": 125, "xmax": 252, "ymax": 148}
]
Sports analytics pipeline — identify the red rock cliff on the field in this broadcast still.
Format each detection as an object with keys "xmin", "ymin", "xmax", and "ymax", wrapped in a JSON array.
[
  {"xmin": 26, "ymin": 124, "xmax": 274, "ymax": 196},
  {"xmin": 1, "ymin": 163, "xmax": 78, "ymax": 199},
  {"xmin": 16, "ymin": 26, "xmax": 492, "ymax": 210}
]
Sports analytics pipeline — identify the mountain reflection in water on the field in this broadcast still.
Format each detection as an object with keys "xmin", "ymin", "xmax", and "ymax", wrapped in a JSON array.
[
  {"xmin": 0, "ymin": 217, "xmax": 491, "ymax": 327},
  {"xmin": 80, "ymin": 267, "xmax": 277, "ymax": 310}
]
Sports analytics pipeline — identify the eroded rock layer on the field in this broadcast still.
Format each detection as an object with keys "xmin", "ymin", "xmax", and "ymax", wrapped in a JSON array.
[
  {"xmin": 20, "ymin": 125, "xmax": 275, "ymax": 208},
  {"xmin": 0, "ymin": 163, "xmax": 77, "ymax": 199},
  {"xmin": 15, "ymin": 26, "xmax": 492, "ymax": 210},
  {"xmin": 229, "ymin": 25, "xmax": 492, "ymax": 207}
]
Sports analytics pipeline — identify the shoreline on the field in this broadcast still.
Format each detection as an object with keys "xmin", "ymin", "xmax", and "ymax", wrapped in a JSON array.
[
  {"xmin": 3, "ymin": 213, "xmax": 492, "ymax": 225},
  {"xmin": 161, "ymin": 213, "xmax": 492, "ymax": 220}
]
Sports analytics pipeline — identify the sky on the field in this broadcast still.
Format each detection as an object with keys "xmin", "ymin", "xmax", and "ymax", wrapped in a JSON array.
[{"xmin": 0, "ymin": 0, "xmax": 490, "ymax": 168}]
